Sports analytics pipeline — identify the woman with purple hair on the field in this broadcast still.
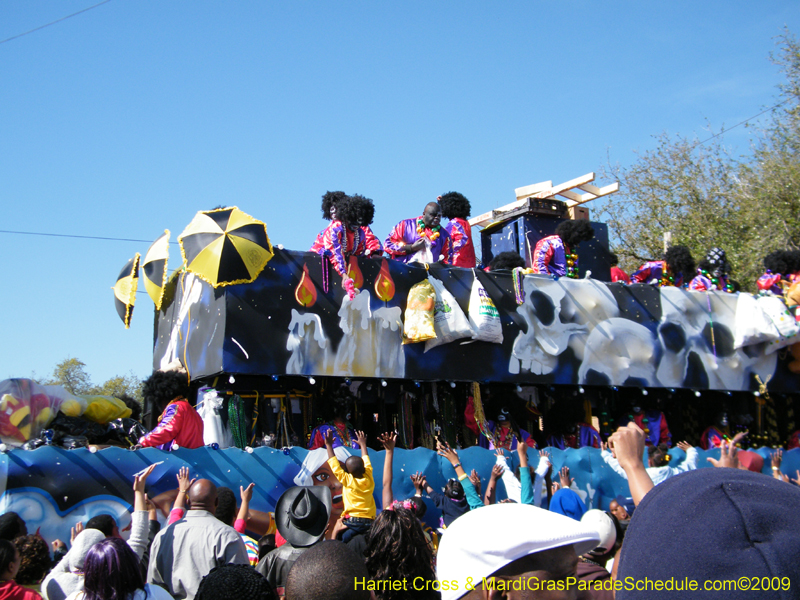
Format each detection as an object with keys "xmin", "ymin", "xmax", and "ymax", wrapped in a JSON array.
[{"xmin": 64, "ymin": 538, "xmax": 171, "ymax": 600}]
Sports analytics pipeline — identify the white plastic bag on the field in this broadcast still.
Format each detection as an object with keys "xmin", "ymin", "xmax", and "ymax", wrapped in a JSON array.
[
  {"xmin": 425, "ymin": 276, "xmax": 474, "ymax": 352},
  {"xmin": 758, "ymin": 295, "xmax": 800, "ymax": 354},
  {"xmin": 197, "ymin": 388, "xmax": 234, "ymax": 448},
  {"xmin": 733, "ymin": 293, "xmax": 779, "ymax": 349},
  {"xmin": 409, "ymin": 239, "xmax": 434, "ymax": 264},
  {"xmin": 468, "ymin": 271, "xmax": 503, "ymax": 344}
]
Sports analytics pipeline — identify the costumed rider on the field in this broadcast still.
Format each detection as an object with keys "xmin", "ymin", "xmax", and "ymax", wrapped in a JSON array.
[
  {"xmin": 699, "ymin": 412, "xmax": 750, "ymax": 450},
  {"xmin": 543, "ymin": 399, "xmax": 601, "ymax": 449},
  {"xmin": 310, "ymin": 194, "xmax": 382, "ymax": 300},
  {"xmin": 757, "ymin": 249, "xmax": 800, "ymax": 296},
  {"xmin": 545, "ymin": 422, "xmax": 602, "ymax": 450},
  {"xmin": 464, "ymin": 402, "xmax": 536, "ymax": 451},
  {"xmin": 138, "ymin": 370, "xmax": 204, "ymax": 450},
  {"xmin": 630, "ymin": 245, "xmax": 695, "ymax": 287},
  {"xmin": 438, "ymin": 191, "xmax": 476, "ymax": 268},
  {"xmin": 384, "ymin": 201, "xmax": 453, "ymax": 265},
  {"xmin": 308, "ymin": 388, "xmax": 359, "ymax": 451},
  {"xmin": 688, "ymin": 247, "xmax": 734, "ymax": 292},
  {"xmin": 311, "ymin": 190, "xmax": 347, "ymax": 248},
  {"xmin": 616, "ymin": 402, "xmax": 671, "ymax": 448},
  {"xmin": 530, "ymin": 220, "xmax": 594, "ymax": 278},
  {"xmin": 608, "ymin": 252, "xmax": 631, "ymax": 283}
]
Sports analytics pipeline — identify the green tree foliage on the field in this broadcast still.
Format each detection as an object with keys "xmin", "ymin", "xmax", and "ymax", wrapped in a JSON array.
[
  {"xmin": 597, "ymin": 30, "xmax": 800, "ymax": 291},
  {"xmin": 42, "ymin": 358, "xmax": 143, "ymax": 404},
  {"xmin": 44, "ymin": 358, "xmax": 93, "ymax": 395}
]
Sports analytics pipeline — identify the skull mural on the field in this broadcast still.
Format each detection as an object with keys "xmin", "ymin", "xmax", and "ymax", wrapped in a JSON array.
[
  {"xmin": 510, "ymin": 276, "xmax": 587, "ymax": 376},
  {"xmin": 656, "ymin": 287, "xmax": 777, "ymax": 390},
  {"xmin": 578, "ymin": 318, "xmax": 660, "ymax": 386}
]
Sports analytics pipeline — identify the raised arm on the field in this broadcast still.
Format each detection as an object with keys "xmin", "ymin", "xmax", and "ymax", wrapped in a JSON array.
[
  {"xmin": 468, "ymin": 469, "xmax": 482, "ymax": 499},
  {"xmin": 517, "ymin": 443, "xmax": 534, "ymax": 506},
  {"xmin": 437, "ymin": 441, "xmax": 482, "ymax": 510},
  {"xmin": 484, "ymin": 465, "xmax": 503, "ymax": 505},
  {"xmin": 169, "ymin": 466, "xmax": 196, "ymax": 524},
  {"xmin": 132, "ymin": 464, "xmax": 156, "ymax": 513},
  {"xmin": 324, "ymin": 429, "xmax": 336, "ymax": 461},
  {"xmin": 129, "ymin": 464, "xmax": 156, "ymax": 559},
  {"xmin": 235, "ymin": 483, "xmax": 255, "ymax": 534},
  {"xmin": 378, "ymin": 432, "xmax": 397, "ymax": 509},
  {"xmin": 608, "ymin": 423, "xmax": 654, "ymax": 506},
  {"xmin": 356, "ymin": 430, "xmax": 369, "ymax": 458}
]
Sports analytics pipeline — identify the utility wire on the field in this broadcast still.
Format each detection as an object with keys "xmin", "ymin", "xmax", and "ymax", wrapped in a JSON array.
[
  {"xmin": 694, "ymin": 97, "xmax": 792, "ymax": 147},
  {"xmin": 0, "ymin": 229, "xmax": 178, "ymax": 245},
  {"xmin": 0, "ymin": 0, "xmax": 113, "ymax": 46}
]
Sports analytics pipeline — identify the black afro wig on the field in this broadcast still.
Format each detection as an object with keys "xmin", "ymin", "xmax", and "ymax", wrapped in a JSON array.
[
  {"xmin": 763, "ymin": 250, "xmax": 790, "ymax": 274},
  {"xmin": 664, "ymin": 245, "xmax": 696, "ymax": 280},
  {"xmin": 765, "ymin": 249, "xmax": 800, "ymax": 275},
  {"xmin": 489, "ymin": 251, "xmax": 526, "ymax": 271},
  {"xmin": 321, "ymin": 191, "xmax": 347, "ymax": 221},
  {"xmin": 787, "ymin": 250, "xmax": 800, "ymax": 274},
  {"xmin": 555, "ymin": 220, "xmax": 595, "ymax": 248},
  {"xmin": 438, "ymin": 191, "xmax": 471, "ymax": 220},
  {"xmin": 142, "ymin": 370, "xmax": 191, "ymax": 413},
  {"xmin": 336, "ymin": 194, "xmax": 375, "ymax": 227}
]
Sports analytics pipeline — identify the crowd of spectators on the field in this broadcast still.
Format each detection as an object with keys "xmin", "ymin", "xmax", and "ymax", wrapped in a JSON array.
[{"xmin": 2, "ymin": 423, "xmax": 799, "ymax": 600}]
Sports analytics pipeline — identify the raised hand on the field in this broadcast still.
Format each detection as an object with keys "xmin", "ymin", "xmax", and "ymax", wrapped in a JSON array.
[
  {"xmin": 324, "ymin": 429, "xmax": 335, "ymax": 448},
  {"xmin": 177, "ymin": 467, "xmax": 196, "ymax": 494},
  {"xmin": 377, "ymin": 432, "xmax": 397, "ymax": 451},
  {"xmin": 558, "ymin": 466, "xmax": 573, "ymax": 489},
  {"xmin": 707, "ymin": 439, "xmax": 739, "ymax": 469},
  {"xmin": 240, "ymin": 483, "xmax": 255, "ymax": 503}
]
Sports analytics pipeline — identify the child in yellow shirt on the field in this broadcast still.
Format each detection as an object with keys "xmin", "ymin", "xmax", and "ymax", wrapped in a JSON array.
[{"xmin": 325, "ymin": 429, "xmax": 375, "ymax": 542}]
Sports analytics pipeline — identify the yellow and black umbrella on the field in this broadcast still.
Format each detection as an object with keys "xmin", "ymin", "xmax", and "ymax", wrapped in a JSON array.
[
  {"xmin": 142, "ymin": 230, "xmax": 170, "ymax": 310},
  {"xmin": 112, "ymin": 253, "xmax": 140, "ymax": 328},
  {"xmin": 178, "ymin": 207, "xmax": 273, "ymax": 287}
]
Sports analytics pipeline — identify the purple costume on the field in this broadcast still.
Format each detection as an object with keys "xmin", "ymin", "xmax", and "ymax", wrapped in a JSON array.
[{"xmin": 384, "ymin": 218, "xmax": 453, "ymax": 264}]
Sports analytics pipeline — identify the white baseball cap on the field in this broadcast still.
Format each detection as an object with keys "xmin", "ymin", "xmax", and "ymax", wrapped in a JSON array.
[
  {"xmin": 437, "ymin": 503, "xmax": 600, "ymax": 600},
  {"xmin": 580, "ymin": 509, "xmax": 617, "ymax": 554}
]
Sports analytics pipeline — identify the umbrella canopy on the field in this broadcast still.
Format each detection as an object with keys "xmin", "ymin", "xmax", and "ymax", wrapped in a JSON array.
[
  {"xmin": 142, "ymin": 230, "xmax": 170, "ymax": 310},
  {"xmin": 178, "ymin": 207, "xmax": 273, "ymax": 287},
  {"xmin": 112, "ymin": 253, "xmax": 140, "ymax": 328}
]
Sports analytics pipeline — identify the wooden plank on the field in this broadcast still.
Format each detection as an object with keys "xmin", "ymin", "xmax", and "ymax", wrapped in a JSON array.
[
  {"xmin": 555, "ymin": 189, "xmax": 585, "ymax": 203},
  {"xmin": 514, "ymin": 180, "xmax": 553, "ymax": 200},
  {"xmin": 579, "ymin": 182, "xmax": 619, "ymax": 197},
  {"xmin": 530, "ymin": 172, "xmax": 595, "ymax": 199}
]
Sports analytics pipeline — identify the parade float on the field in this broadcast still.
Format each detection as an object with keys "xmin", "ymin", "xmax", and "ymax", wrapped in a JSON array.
[{"xmin": 3, "ymin": 173, "xmax": 800, "ymax": 544}]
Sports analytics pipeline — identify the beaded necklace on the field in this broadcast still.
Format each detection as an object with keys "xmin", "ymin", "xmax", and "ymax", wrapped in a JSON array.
[
  {"xmin": 698, "ymin": 268, "xmax": 734, "ymax": 292},
  {"xmin": 566, "ymin": 251, "xmax": 579, "ymax": 278},
  {"xmin": 345, "ymin": 226, "xmax": 362, "ymax": 257},
  {"xmin": 416, "ymin": 217, "xmax": 441, "ymax": 241},
  {"xmin": 332, "ymin": 420, "xmax": 352, "ymax": 447},
  {"xmin": 513, "ymin": 267, "xmax": 525, "ymax": 304},
  {"xmin": 492, "ymin": 424, "xmax": 517, "ymax": 450}
]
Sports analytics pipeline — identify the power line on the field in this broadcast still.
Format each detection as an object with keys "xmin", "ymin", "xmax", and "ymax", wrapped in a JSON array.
[
  {"xmin": 694, "ymin": 97, "xmax": 792, "ymax": 147},
  {"xmin": 0, "ymin": 229, "xmax": 178, "ymax": 245},
  {"xmin": 0, "ymin": 0, "xmax": 114, "ymax": 46}
]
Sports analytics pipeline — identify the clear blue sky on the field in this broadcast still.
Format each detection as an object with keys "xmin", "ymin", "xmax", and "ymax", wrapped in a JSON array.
[{"xmin": 1, "ymin": 1, "xmax": 798, "ymax": 385}]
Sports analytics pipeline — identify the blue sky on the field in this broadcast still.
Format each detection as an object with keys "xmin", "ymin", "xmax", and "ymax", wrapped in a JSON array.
[{"xmin": 1, "ymin": 1, "xmax": 798, "ymax": 384}]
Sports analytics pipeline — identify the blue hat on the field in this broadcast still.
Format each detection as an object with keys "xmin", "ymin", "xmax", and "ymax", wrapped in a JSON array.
[
  {"xmin": 549, "ymin": 489, "xmax": 587, "ymax": 521},
  {"xmin": 614, "ymin": 494, "xmax": 636, "ymax": 517},
  {"xmin": 617, "ymin": 468, "xmax": 800, "ymax": 599}
]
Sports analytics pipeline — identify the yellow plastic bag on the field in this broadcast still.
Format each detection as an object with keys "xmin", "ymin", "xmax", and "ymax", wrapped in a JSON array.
[
  {"xmin": 79, "ymin": 395, "xmax": 132, "ymax": 424},
  {"xmin": 403, "ymin": 278, "xmax": 437, "ymax": 344}
]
